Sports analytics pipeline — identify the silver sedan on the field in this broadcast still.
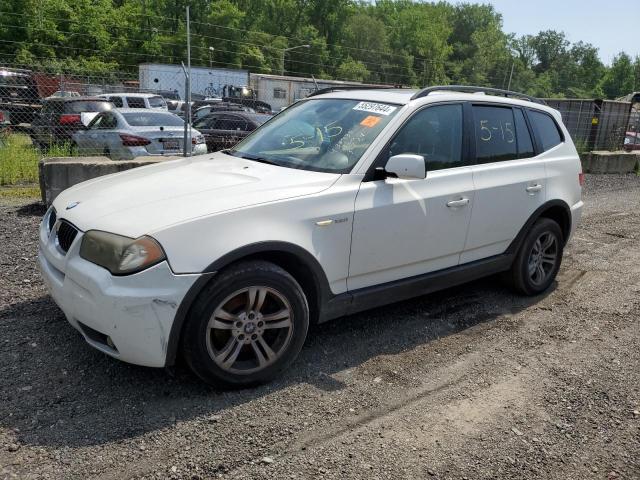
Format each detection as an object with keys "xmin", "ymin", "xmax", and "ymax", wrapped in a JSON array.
[{"xmin": 72, "ymin": 108, "xmax": 207, "ymax": 160}]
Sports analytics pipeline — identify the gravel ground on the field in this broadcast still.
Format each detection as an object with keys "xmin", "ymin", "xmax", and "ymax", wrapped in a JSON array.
[{"xmin": 1, "ymin": 174, "xmax": 639, "ymax": 480}]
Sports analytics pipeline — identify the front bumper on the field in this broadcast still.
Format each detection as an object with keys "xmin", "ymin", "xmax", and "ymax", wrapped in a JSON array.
[{"xmin": 38, "ymin": 215, "xmax": 201, "ymax": 367}]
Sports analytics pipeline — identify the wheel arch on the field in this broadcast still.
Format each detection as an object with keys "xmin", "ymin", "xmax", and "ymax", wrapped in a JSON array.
[
  {"xmin": 164, "ymin": 241, "xmax": 331, "ymax": 367},
  {"xmin": 506, "ymin": 200, "xmax": 572, "ymax": 255}
]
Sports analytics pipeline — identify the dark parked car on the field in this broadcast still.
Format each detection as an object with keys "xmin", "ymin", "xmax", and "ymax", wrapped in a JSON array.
[
  {"xmin": 193, "ymin": 112, "xmax": 271, "ymax": 152},
  {"xmin": 0, "ymin": 67, "xmax": 41, "ymax": 124},
  {"xmin": 31, "ymin": 97, "xmax": 113, "ymax": 150}
]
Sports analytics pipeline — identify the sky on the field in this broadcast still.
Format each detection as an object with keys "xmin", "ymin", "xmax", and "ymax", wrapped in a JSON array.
[{"xmin": 468, "ymin": 0, "xmax": 639, "ymax": 65}]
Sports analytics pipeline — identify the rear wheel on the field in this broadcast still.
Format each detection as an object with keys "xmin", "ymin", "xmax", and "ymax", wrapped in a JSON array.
[
  {"xmin": 506, "ymin": 217, "xmax": 563, "ymax": 295},
  {"xmin": 181, "ymin": 261, "xmax": 309, "ymax": 388}
]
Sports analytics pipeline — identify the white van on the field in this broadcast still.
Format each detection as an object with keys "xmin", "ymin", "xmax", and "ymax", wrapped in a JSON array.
[{"xmin": 98, "ymin": 93, "xmax": 167, "ymax": 111}]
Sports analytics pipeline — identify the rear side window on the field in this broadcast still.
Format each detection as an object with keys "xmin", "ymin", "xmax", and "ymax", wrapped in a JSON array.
[
  {"xmin": 108, "ymin": 96, "xmax": 123, "ymax": 108},
  {"xmin": 126, "ymin": 97, "xmax": 146, "ymax": 108},
  {"xmin": 385, "ymin": 104, "xmax": 463, "ymax": 171},
  {"xmin": 472, "ymin": 105, "xmax": 517, "ymax": 163},
  {"xmin": 513, "ymin": 108, "xmax": 535, "ymax": 158},
  {"xmin": 528, "ymin": 110, "xmax": 563, "ymax": 152}
]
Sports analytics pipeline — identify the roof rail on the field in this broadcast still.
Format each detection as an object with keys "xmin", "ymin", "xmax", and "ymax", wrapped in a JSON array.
[
  {"xmin": 411, "ymin": 85, "xmax": 545, "ymax": 104},
  {"xmin": 306, "ymin": 85, "xmax": 401, "ymax": 98}
]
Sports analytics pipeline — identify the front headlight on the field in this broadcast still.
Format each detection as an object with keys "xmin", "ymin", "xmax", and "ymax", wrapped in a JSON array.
[{"xmin": 79, "ymin": 231, "xmax": 166, "ymax": 275}]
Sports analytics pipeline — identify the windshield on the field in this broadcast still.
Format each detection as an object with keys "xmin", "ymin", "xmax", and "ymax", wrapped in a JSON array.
[
  {"xmin": 67, "ymin": 101, "xmax": 112, "ymax": 113},
  {"xmin": 122, "ymin": 112, "xmax": 184, "ymax": 126},
  {"xmin": 228, "ymin": 98, "xmax": 400, "ymax": 173}
]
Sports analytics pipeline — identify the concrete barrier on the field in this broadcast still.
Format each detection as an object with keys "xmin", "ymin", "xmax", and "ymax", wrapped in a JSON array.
[
  {"xmin": 580, "ymin": 151, "xmax": 640, "ymax": 174},
  {"xmin": 39, "ymin": 156, "xmax": 181, "ymax": 205}
]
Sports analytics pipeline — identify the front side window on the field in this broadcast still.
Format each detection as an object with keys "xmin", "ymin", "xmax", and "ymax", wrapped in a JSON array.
[
  {"xmin": 473, "ymin": 105, "xmax": 517, "ymax": 163},
  {"xmin": 383, "ymin": 104, "xmax": 463, "ymax": 171},
  {"xmin": 126, "ymin": 97, "xmax": 146, "ymax": 108},
  {"xmin": 230, "ymin": 98, "xmax": 400, "ymax": 173},
  {"xmin": 529, "ymin": 110, "xmax": 563, "ymax": 152}
]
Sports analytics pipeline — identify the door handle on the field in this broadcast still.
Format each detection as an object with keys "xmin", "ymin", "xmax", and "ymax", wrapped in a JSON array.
[
  {"xmin": 446, "ymin": 197, "xmax": 470, "ymax": 208},
  {"xmin": 526, "ymin": 184, "xmax": 543, "ymax": 193}
]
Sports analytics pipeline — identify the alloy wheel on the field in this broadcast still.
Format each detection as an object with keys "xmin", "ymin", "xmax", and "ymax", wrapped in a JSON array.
[
  {"xmin": 527, "ymin": 232, "xmax": 558, "ymax": 286},
  {"xmin": 206, "ymin": 286, "xmax": 294, "ymax": 374}
]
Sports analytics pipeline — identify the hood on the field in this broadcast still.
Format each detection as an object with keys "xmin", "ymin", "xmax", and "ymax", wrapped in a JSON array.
[{"xmin": 53, "ymin": 152, "xmax": 340, "ymax": 238}]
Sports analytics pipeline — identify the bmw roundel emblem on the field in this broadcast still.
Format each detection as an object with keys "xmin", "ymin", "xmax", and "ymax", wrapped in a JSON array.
[{"xmin": 66, "ymin": 201, "xmax": 81, "ymax": 210}]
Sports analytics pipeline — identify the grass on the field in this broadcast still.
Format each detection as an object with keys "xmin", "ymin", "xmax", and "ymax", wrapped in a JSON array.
[
  {"xmin": 0, "ymin": 185, "xmax": 41, "ymax": 199},
  {"xmin": 0, "ymin": 132, "xmax": 73, "ymax": 186}
]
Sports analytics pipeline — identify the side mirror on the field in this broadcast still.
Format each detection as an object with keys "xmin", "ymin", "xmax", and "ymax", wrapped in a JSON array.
[{"xmin": 384, "ymin": 154, "xmax": 426, "ymax": 180}]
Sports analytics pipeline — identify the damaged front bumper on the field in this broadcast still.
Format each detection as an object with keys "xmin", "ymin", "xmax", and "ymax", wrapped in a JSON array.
[{"xmin": 38, "ymin": 222, "xmax": 200, "ymax": 368}]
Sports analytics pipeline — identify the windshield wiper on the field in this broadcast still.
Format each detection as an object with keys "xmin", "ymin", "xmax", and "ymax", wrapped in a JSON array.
[{"xmin": 229, "ymin": 151, "xmax": 280, "ymax": 166}]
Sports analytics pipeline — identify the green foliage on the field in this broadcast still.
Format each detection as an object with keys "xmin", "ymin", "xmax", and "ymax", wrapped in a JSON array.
[
  {"xmin": 0, "ymin": 0, "xmax": 634, "ymax": 98},
  {"xmin": 0, "ymin": 133, "xmax": 73, "ymax": 186}
]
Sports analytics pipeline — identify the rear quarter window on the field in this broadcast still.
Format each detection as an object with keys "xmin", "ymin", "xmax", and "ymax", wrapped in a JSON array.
[
  {"xmin": 528, "ymin": 110, "xmax": 563, "ymax": 152},
  {"xmin": 148, "ymin": 96, "xmax": 166, "ymax": 108}
]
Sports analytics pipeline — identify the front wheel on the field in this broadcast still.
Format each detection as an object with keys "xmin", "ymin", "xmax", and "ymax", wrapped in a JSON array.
[
  {"xmin": 181, "ymin": 261, "xmax": 309, "ymax": 388},
  {"xmin": 506, "ymin": 218, "xmax": 563, "ymax": 295}
]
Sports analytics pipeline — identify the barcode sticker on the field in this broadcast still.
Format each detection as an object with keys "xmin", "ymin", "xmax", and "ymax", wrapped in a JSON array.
[{"xmin": 353, "ymin": 102, "xmax": 397, "ymax": 116}]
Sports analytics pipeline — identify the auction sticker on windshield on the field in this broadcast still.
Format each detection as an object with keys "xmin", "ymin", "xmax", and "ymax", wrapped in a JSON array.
[{"xmin": 352, "ymin": 102, "xmax": 397, "ymax": 116}]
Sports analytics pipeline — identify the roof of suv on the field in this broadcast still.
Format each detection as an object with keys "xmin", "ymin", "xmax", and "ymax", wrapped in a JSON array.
[{"xmin": 310, "ymin": 86, "xmax": 558, "ymax": 115}]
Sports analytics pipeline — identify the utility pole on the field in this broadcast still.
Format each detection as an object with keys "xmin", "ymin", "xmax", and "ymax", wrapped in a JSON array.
[
  {"xmin": 281, "ymin": 44, "xmax": 310, "ymax": 76},
  {"xmin": 507, "ymin": 61, "xmax": 515, "ymax": 91},
  {"xmin": 185, "ymin": 5, "xmax": 192, "ymax": 156}
]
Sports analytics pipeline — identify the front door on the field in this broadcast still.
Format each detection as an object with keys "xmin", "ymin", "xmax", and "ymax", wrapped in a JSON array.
[{"xmin": 348, "ymin": 103, "xmax": 475, "ymax": 291}]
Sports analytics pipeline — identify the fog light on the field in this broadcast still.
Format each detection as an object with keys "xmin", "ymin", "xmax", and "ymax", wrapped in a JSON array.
[{"xmin": 106, "ymin": 336, "xmax": 116, "ymax": 349}]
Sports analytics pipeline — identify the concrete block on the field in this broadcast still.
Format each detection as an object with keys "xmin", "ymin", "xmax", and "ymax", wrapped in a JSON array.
[
  {"xmin": 580, "ymin": 151, "xmax": 640, "ymax": 174},
  {"xmin": 39, "ymin": 156, "xmax": 181, "ymax": 205}
]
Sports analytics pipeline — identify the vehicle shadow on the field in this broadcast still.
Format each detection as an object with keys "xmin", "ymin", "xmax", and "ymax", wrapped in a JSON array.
[
  {"xmin": 0, "ymin": 276, "xmax": 554, "ymax": 449},
  {"xmin": 15, "ymin": 202, "xmax": 46, "ymax": 217}
]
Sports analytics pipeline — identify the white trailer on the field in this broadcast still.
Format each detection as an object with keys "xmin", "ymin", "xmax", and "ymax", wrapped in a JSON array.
[
  {"xmin": 249, "ymin": 74, "xmax": 381, "ymax": 110},
  {"xmin": 139, "ymin": 63, "xmax": 249, "ymax": 100}
]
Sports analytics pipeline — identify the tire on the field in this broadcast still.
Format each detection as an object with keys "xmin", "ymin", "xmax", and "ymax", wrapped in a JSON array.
[
  {"xmin": 181, "ymin": 260, "xmax": 309, "ymax": 388},
  {"xmin": 506, "ymin": 217, "xmax": 564, "ymax": 295}
]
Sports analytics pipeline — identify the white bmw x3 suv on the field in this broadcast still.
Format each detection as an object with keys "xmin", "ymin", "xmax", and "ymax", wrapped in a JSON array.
[{"xmin": 39, "ymin": 86, "xmax": 584, "ymax": 387}]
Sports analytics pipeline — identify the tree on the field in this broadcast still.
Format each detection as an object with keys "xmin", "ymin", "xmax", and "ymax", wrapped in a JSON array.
[
  {"xmin": 336, "ymin": 57, "xmax": 369, "ymax": 82},
  {"xmin": 600, "ymin": 52, "xmax": 635, "ymax": 98}
]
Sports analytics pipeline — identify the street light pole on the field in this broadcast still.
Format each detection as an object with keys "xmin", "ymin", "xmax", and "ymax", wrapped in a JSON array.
[
  {"xmin": 209, "ymin": 46, "xmax": 214, "ymax": 69},
  {"xmin": 281, "ymin": 44, "xmax": 310, "ymax": 76}
]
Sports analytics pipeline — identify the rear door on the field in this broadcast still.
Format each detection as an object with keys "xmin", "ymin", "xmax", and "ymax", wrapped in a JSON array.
[{"xmin": 461, "ymin": 103, "xmax": 545, "ymax": 263}]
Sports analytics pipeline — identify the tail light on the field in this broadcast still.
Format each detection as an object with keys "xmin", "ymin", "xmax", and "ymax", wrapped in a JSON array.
[
  {"xmin": 578, "ymin": 172, "xmax": 585, "ymax": 186},
  {"xmin": 0, "ymin": 111, "xmax": 4, "ymax": 122},
  {"xmin": 120, "ymin": 134, "xmax": 151, "ymax": 146},
  {"xmin": 192, "ymin": 135, "xmax": 205, "ymax": 145},
  {"xmin": 59, "ymin": 114, "xmax": 81, "ymax": 125}
]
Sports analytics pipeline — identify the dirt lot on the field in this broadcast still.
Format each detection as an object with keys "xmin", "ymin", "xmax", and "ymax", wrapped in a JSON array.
[{"xmin": 1, "ymin": 174, "xmax": 639, "ymax": 480}]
